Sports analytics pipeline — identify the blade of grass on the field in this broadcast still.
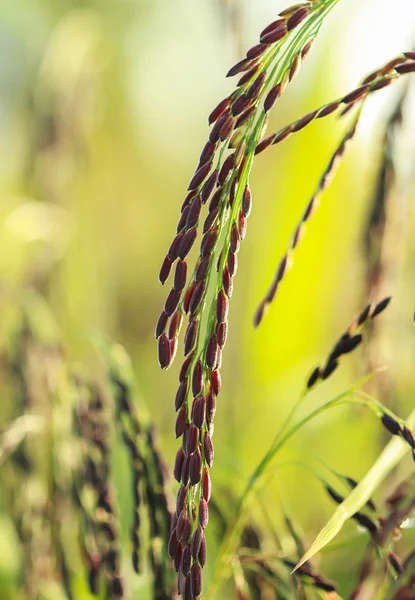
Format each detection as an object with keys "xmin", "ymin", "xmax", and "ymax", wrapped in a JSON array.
[{"xmin": 293, "ymin": 408, "xmax": 415, "ymax": 572}]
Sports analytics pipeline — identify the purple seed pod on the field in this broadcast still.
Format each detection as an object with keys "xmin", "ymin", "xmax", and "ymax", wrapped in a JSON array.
[
  {"xmin": 203, "ymin": 467, "xmax": 211, "ymax": 502},
  {"xmin": 183, "ymin": 281, "xmax": 196, "ymax": 314},
  {"xmin": 171, "ymin": 513, "xmax": 178, "ymax": 533},
  {"xmin": 242, "ymin": 185, "xmax": 252, "ymax": 217},
  {"xmin": 358, "ymin": 303, "xmax": 372, "ymax": 325},
  {"xmin": 195, "ymin": 255, "xmax": 211, "ymax": 281},
  {"xmin": 230, "ymin": 222, "xmax": 241, "ymax": 253},
  {"xmin": 178, "ymin": 227, "xmax": 198, "ymax": 260},
  {"xmin": 189, "ymin": 450, "xmax": 202, "ymax": 485},
  {"xmin": 192, "ymin": 360, "xmax": 204, "ymax": 396},
  {"xmin": 159, "ymin": 255, "xmax": 172, "ymax": 284},
  {"xmin": 175, "ymin": 380, "xmax": 188, "ymax": 411},
  {"xmin": 180, "ymin": 352, "xmax": 194, "ymax": 382},
  {"xmin": 176, "ymin": 485, "xmax": 187, "ymax": 515},
  {"xmin": 206, "ymin": 335, "xmax": 219, "ymax": 370},
  {"xmin": 201, "ymin": 170, "xmax": 219, "ymax": 204},
  {"xmin": 246, "ymin": 42, "xmax": 268, "ymax": 60},
  {"xmin": 176, "ymin": 509, "xmax": 188, "ymax": 540},
  {"xmin": 174, "ymin": 260, "xmax": 188, "ymax": 292},
  {"xmin": 292, "ymin": 109, "xmax": 318, "ymax": 132},
  {"xmin": 155, "ymin": 310, "xmax": 168, "ymax": 339},
  {"xmin": 322, "ymin": 360, "xmax": 338, "ymax": 380},
  {"xmin": 260, "ymin": 18, "xmax": 283, "ymax": 37},
  {"xmin": 175, "ymin": 406, "xmax": 187, "ymax": 438},
  {"xmin": 199, "ymin": 140, "xmax": 216, "ymax": 166},
  {"xmin": 204, "ymin": 431, "xmax": 214, "ymax": 467},
  {"xmin": 402, "ymin": 426, "xmax": 415, "ymax": 448},
  {"xmin": 182, "ymin": 190, "xmax": 197, "ymax": 211},
  {"xmin": 186, "ymin": 424, "xmax": 199, "ymax": 455},
  {"xmin": 232, "ymin": 94, "xmax": 251, "ymax": 116},
  {"xmin": 199, "ymin": 498, "xmax": 209, "ymax": 529},
  {"xmin": 247, "ymin": 71, "xmax": 267, "ymax": 100},
  {"xmin": 177, "ymin": 205, "xmax": 190, "ymax": 233},
  {"xmin": 307, "ymin": 367, "xmax": 321, "ymax": 389},
  {"xmin": 342, "ymin": 84, "xmax": 370, "ymax": 104},
  {"xmin": 203, "ymin": 206, "xmax": 219, "ymax": 233},
  {"xmin": 216, "ymin": 290, "xmax": 229, "ymax": 323},
  {"xmin": 381, "ymin": 413, "xmax": 402, "ymax": 436},
  {"xmin": 165, "ymin": 288, "xmax": 181, "ymax": 316},
  {"xmin": 238, "ymin": 211, "xmax": 247, "ymax": 240},
  {"xmin": 372, "ymin": 296, "xmax": 391, "ymax": 317},
  {"xmin": 174, "ymin": 448, "xmax": 185, "ymax": 482},
  {"xmin": 186, "ymin": 195, "xmax": 202, "ymax": 229},
  {"xmin": 174, "ymin": 545, "xmax": 182, "ymax": 572},
  {"xmin": 188, "ymin": 161, "xmax": 212, "ymax": 191},
  {"xmin": 181, "ymin": 455, "xmax": 190, "ymax": 485},
  {"xmin": 264, "ymin": 83, "xmax": 282, "ymax": 112},
  {"xmin": 191, "ymin": 526, "xmax": 203, "ymax": 559},
  {"xmin": 189, "ymin": 281, "xmax": 206, "ymax": 314},
  {"xmin": 181, "ymin": 544, "xmax": 192, "ymax": 577},
  {"xmin": 191, "ymin": 564, "xmax": 202, "ymax": 597},
  {"xmin": 219, "ymin": 115, "xmax": 235, "ymax": 141},
  {"xmin": 227, "ymin": 57, "xmax": 252, "ymax": 78},
  {"xmin": 198, "ymin": 533, "xmax": 207, "ymax": 567},
  {"xmin": 209, "ymin": 188, "xmax": 222, "ymax": 212},
  {"xmin": 210, "ymin": 369, "xmax": 222, "ymax": 395},
  {"xmin": 222, "ymin": 266, "xmax": 233, "ymax": 298},
  {"xmin": 184, "ymin": 319, "xmax": 199, "ymax": 356},
  {"xmin": 235, "ymin": 105, "xmax": 256, "ymax": 128},
  {"xmin": 228, "ymin": 251, "xmax": 238, "ymax": 276},
  {"xmin": 170, "ymin": 335, "xmax": 179, "ymax": 364},
  {"xmin": 255, "ymin": 134, "xmax": 274, "ymax": 155},
  {"xmin": 209, "ymin": 112, "xmax": 229, "ymax": 144},
  {"xmin": 201, "ymin": 225, "xmax": 219, "ymax": 257},
  {"xmin": 286, "ymin": 6, "xmax": 310, "ymax": 31},
  {"xmin": 317, "ymin": 101, "xmax": 340, "ymax": 118},
  {"xmin": 218, "ymin": 154, "xmax": 234, "ymax": 185},
  {"xmin": 168, "ymin": 231, "xmax": 185, "ymax": 261},
  {"xmin": 208, "ymin": 97, "xmax": 230, "ymax": 125},
  {"xmin": 158, "ymin": 334, "xmax": 171, "ymax": 369},
  {"xmin": 181, "ymin": 519, "xmax": 192, "ymax": 545},
  {"xmin": 191, "ymin": 395, "xmax": 207, "ymax": 429},
  {"xmin": 261, "ymin": 23, "xmax": 286, "ymax": 44},
  {"xmin": 183, "ymin": 576, "xmax": 192, "ymax": 600},
  {"xmin": 206, "ymin": 390, "xmax": 217, "ymax": 424},
  {"xmin": 168, "ymin": 529, "xmax": 180, "ymax": 558},
  {"xmin": 216, "ymin": 321, "xmax": 228, "ymax": 348}
]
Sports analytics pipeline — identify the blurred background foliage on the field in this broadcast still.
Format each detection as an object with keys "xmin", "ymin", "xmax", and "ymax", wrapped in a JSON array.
[{"xmin": 1, "ymin": 0, "xmax": 415, "ymax": 598}]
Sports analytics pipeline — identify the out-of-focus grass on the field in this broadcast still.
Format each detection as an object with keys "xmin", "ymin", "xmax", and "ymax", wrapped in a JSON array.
[{"xmin": 0, "ymin": 1, "xmax": 415, "ymax": 598}]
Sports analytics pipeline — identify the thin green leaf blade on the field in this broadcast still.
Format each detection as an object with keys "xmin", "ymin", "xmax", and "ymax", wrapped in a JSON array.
[{"xmin": 293, "ymin": 409, "xmax": 415, "ymax": 572}]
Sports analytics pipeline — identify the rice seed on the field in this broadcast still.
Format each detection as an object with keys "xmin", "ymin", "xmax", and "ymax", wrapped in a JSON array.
[
  {"xmin": 192, "ymin": 360, "xmax": 204, "ymax": 396},
  {"xmin": 189, "ymin": 450, "xmax": 202, "ymax": 485},
  {"xmin": 174, "ymin": 260, "xmax": 188, "ymax": 292},
  {"xmin": 185, "ymin": 196, "xmax": 202, "ymax": 229},
  {"xmin": 191, "ymin": 526, "xmax": 203, "ymax": 559},
  {"xmin": 180, "ymin": 352, "xmax": 194, "ymax": 382},
  {"xmin": 402, "ymin": 426, "xmax": 415, "ymax": 448},
  {"xmin": 191, "ymin": 395, "xmax": 206, "ymax": 429},
  {"xmin": 322, "ymin": 360, "xmax": 338, "ymax": 380},
  {"xmin": 202, "ymin": 467, "xmax": 211, "ymax": 503},
  {"xmin": 158, "ymin": 334, "xmax": 171, "ymax": 369},
  {"xmin": 159, "ymin": 256, "xmax": 172, "ymax": 284},
  {"xmin": 199, "ymin": 498, "xmax": 209, "ymax": 529},
  {"xmin": 219, "ymin": 115, "xmax": 235, "ymax": 141},
  {"xmin": 191, "ymin": 564, "xmax": 202, "ymax": 597},
  {"xmin": 168, "ymin": 528, "xmax": 180, "ymax": 558},
  {"xmin": 208, "ymin": 98, "xmax": 230, "ymax": 125},
  {"xmin": 155, "ymin": 310, "xmax": 168, "ymax": 339},
  {"xmin": 165, "ymin": 288, "xmax": 181, "ymax": 316},
  {"xmin": 201, "ymin": 225, "xmax": 219, "ymax": 256},
  {"xmin": 260, "ymin": 23, "xmax": 287, "ymax": 45},
  {"xmin": 230, "ymin": 223, "xmax": 241, "ymax": 253},
  {"xmin": 216, "ymin": 290, "xmax": 229, "ymax": 323},
  {"xmin": 184, "ymin": 320, "xmax": 198, "ymax": 356},
  {"xmin": 247, "ymin": 71, "xmax": 267, "ymax": 100},
  {"xmin": 174, "ymin": 449, "xmax": 185, "ymax": 482},
  {"xmin": 206, "ymin": 390, "xmax": 217, "ymax": 425},
  {"xmin": 188, "ymin": 162, "xmax": 212, "ymax": 191},
  {"xmin": 372, "ymin": 296, "xmax": 391, "ymax": 317},
  {"xmin": 206, "ymin": 335, "xmax": 219, "ymax": 370},
  {"xmin": 189, "ymin": 281, "xmax": 206, "ymax": 314},
  {"xmin": 204, "ymin": 431, "xmax": 214, "ymax": 467},
  {"xmin": 168, "ymin": 231, "xmax": 185, "ymax": 261},
  {"xmin": 174, "ymin": 545, "xmax": 182, "ymax": 572},
  {"xmin": 199, "ymin": 140, "xmax": 216, "ymax": 165},
  {"xmin": 286, "ymin": 6, "xmax": 310, "ymax": 30},
  {"xmin": 218, "ymin": 155, "xmax": 234, "ymax": 185},
  {"xmin": 307, "ymin": 366, "xmax": 320, "ymax": 389},
  {"xmin": 389, "ymin": 552, "xmax": 404, "ymax": 575},
  {"xmin": 203, "ymin": 206, "xmax": 219, "ymax": 233},
  {"xmin": 228, "ymin": 251, "xmax": 238, "ymax": 276},
  {"xmin": 381, "ymin": 413, "xmax": 401, "ymax": 436},
  {"xmin": 175, "ymin": 407, "xmax": 186, "ymax": 438},
  {"xmin": 181, "ymin": 544, "xmax": 192, "ymax": 577},
  {"xmin": 195, "ymin": 256, "xmax": 210, "ymax": 281},
  {"xmin": 178, "ymin": 227, "xmax": 198, "ymax": 260},
  {"xmin": 210, "ymin": 369, "xmax": 222, "ymax": 395},
  {"xmin": 235, "ymin": 105, "xmax": 256, "ymax": 128},
  {"xmin": 227, "ymin": 57, "xmax": 252, "ymax": 78},
  {"xmin": 176, "ymin": 485, "xmax": 187, "ymax": 515},
  {"xmin": 246, "ymin": 43, "xmax": 268, "ymax": 60},
  {"xmin": 198, "ymin": 534, "xmax": 207, "ymax": 567},
  {"xmin": 201, "ymin": 170, "xmax": 219, "ymax": 204},
  {"xmin": 175, "ymin": 380, "xmax": 188, "ymax": 411},
  {"xmin": 232, "ymin": 94, "xmax": 251, "ymax": 116}
]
